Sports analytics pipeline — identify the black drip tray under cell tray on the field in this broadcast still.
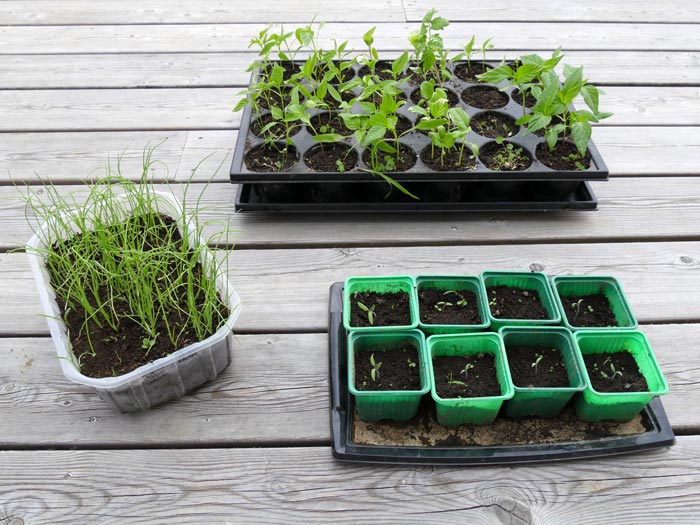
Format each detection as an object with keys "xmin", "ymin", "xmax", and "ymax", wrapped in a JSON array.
[
  {"xmin": 236, "ymin": 181, "xmax": 597, "ymax": 213},
  {"xmin": 328, "ymin": 282, "xmax": 675, "ymax": 465}
]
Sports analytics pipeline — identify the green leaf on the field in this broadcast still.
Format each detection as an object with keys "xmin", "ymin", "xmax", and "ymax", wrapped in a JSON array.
[
  {"xmin": 375, "ymin": 140, "xmax": 396, "ymax": 154},
  {"xmin": 561, "ymin": 65, "xmax": 584, "ymax": 104},
  {"xmin": 571, "ymin": 120, "xmax": 592, "ymax": 156},
  {"xmin": 270, "ymin": 106, "xmax": 284, "ymax": 121},
  {"xmin": 295, "ymin": 27, "xmax": 314, "ymax": 47},
  {"xmin": 448, "ymin": 107, "xmax": 471, "ymax": 132},
  {"xmin": 415, "ymin": 118, "xmax": 447, "ymax": 130},
  {"xmin": 392, "ymin": 51, "xmax": 409, "ymax": 77},
  {"xmin": 364, "ymin": 125, "xmax": 387, "ymax": 145},
  {"xmin": 312, "ymin": 133, "xmax": 344, "ymax": 143},
  {"xmin": 526, "ymin": 113, "xmax": 552, "ymax": 133},
  {"xmin": 581, "ymin": 84, "xmax": 600, "ymax": 113},
  {"xmin": 270, "ymin": 64, "xmax": 284, "ymax": 86},
  {"xmin": 233, "ymin": 97, "xmax": 248, "ymax": 112},
  {"xmin": 363, "ymin": 26, "xmax": 376, "ymax": 47},
  {"xmin": 419, "ymin": 80, "xmax": 435, "ymax": 100},
  {"xmin": 368, "ymin": 112, "xmax": 389, "ymax": 129},
  {"xmin": 545, "ymin": 128, "xmax": 559, "ymax": 151},
  {"xmin": 429, "ymin": 98, "xmax": 448, "ymax": 118},
  {"xmin": 431, "ymin": 16, "xmax": 450, "ymax": 30},
  {"xmin": 476, "ymin": 64, "xmax": 512, "ymax": 85},
  {"xmin": 513, "ymin": 63, "xmax": 542, "ymax": 85}
]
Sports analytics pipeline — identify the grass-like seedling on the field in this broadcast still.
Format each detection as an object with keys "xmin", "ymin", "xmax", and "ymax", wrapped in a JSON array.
[{"xmin": 21, "ymin": 151, "xmax": 233, "ymax": 370}]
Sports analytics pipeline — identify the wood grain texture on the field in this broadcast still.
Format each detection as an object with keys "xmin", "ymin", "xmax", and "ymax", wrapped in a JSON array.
[
  {"xmin": 3, "ymin": 51, "xmax": 700, "ymax": 89},
  {"xmin": 0, "ymin": 86, "xmax": 698, "ymax": 131},
  {"xmin": 0, "ymin": 334, "xmax": 329, "ymax": 447},
  {"xmin": 0, "ymin": 440, "xmax": 698, "ymax": 524},
  {"xmin": 1, "ymin": 127, "xmax": 698, "ymax": 186},
  {"xmin": 0, "ymin": 323, "xmax": 695, "ymax": 447},
  {"xmin": 0, "ymin": 0, "xmax": 406, "ymax": 24},
  {"xmin": 2, "ymin": 22, "xmax": 699, "ymax": 54},
  {"xmin": 2, "ymin": 242, "xmax": 699, "ymax": 334},
  {"xmin": 4, "ymin": 176, "xmax": 700, "ymax": 250},
  {"xmin": 404, "ymin": 0, "xmax": 700, "ymax": 23}
]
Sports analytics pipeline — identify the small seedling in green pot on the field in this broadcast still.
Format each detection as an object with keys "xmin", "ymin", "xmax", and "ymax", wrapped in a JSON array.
[
  {"xmin": 357, "ymin": 301, "xmax": 376, "ymax": 325},
  {"xmin": 531, "ymin": 352, "xmax": 544, "ymax": 374},
  {"xmin": 370, "ymin": 353, "xmax": 382, "ymax": 382}
]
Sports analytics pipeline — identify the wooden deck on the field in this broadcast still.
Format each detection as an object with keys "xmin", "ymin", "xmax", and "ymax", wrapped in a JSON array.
[{"xmin": 2, "ymin": 1, "xmax": 700, "ymax": 522}]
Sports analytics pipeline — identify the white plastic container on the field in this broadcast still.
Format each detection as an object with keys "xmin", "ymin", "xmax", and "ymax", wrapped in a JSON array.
[{"xmin": 26, "ymin": 191, "xmax": 241, "ymax": 411}]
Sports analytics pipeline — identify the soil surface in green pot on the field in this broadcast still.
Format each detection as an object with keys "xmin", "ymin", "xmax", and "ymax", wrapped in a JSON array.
[
  {"xmin": 52, "ymin": 214, "xmax": 230, "ymax": 379},
  {"xmin": 583, "ymin": 351, "xmax": 649, "ymax": 393},
  {"xmin": 561, "ymin": 293, "xmax": 617, "ymax": 328},
  {"xmin": 354, "ymin": 345, "xmax": 421, "ymax": 391},
  {"xmin": 350, "ymin": 291, "xmax": 411, "ymax": 327},
  {"xmin": 505, "ymin": 345, "xmax": 568, "ymax": 388},
  {"xmin": 486, "ymin": 285, "xmax": 549, "ymax": 320},
  {"xmin": 432, "ymin": 354, "xmax": 500, "ymax": 398},
  {"xmin": 418, "ymin": 288, "xmax": 481, "ymax": 325}
]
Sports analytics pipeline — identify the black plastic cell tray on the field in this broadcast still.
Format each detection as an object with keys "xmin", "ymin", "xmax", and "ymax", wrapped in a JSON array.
[
  {"xmin": 328, "ymin": 282, "xmax": 675, "ymax": 465},
  {"xmin": 231, "ymin": 60, "xmax": 609, "ymax": 183},
  {"xmin": 235, "ymin": 181, "xmax": 597, "ymax": 212}
]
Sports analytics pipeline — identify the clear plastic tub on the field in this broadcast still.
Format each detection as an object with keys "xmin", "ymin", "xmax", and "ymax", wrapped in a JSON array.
[{"xmin": 26, "ymin": 191, "xmax": 241, "ymax": 412}]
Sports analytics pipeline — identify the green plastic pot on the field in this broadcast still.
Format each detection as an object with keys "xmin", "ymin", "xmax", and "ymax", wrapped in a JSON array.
[
  {"xmin": 427, "ymin": 332, "xmax": 514, "ymax": 426},
  {"xmin": 551, "ymin": 275, "xmax": 638, "ymax": 331},
  {"xmin": 499, "ymin": 326, "xmax": 585, "ymax": 418},
  {"xmin": 348, "ymin": 330, "xmax": 430, "ymax": 422},
  {"xmin": 480, "ymin": 271, "xmax": 561, "ymax": 330},
  {"xmin": 343, "ymin": 276, "xmax": 418, "ymax": 332},
  {"xmin": 416, "ymin": 275, "xmax": 490, "ymax": 335},
  {"xmin": 573, "ymin": 330, "xmax": 668, "ymax": 422}
]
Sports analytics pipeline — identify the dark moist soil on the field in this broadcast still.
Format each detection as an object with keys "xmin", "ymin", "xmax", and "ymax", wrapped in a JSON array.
[
  {"xmin": 257, "ymin": 89, "xmax": 294, "ymax": 110},
  {"xmin": 471, "ymin": 111, "xmax": 519, "ymax": 138},
  {"xmin": 419, "ymin": 145, "xmax": 477, "ymax": 171},
  {"xmin": 349, "ymin": 291, "xmax": 411, "ymax": 327},
  {"xmin": 251, "ymin": 112, "xmax": 300, "ymax": 140},
  {"xmin": 561, "ymin": 293, "xmax": 618, "ymax": 328},
  {"xmin": 323, "ymin": 88, "xmax": 356, "ymax": 107},
  {"xmin": 358, "ymin": 61, "xmax": 405, "ymax": 82},
  {"xmin": 511, "ymin": 88, "xmax": 537, "ymax": 108},
  {"xmin": 409, "ymin": 87, "xmax": 460, "ymax": 107},
  {"xmin": 352, "ymin": 397, "xmax": 647, "ymax": 446},
  {"xmin": 433, "ymin": 354, "xmax": 500, "ymax": 399},
  {"xmin": 308, "ymin": 111, "xmax": 352, "ymax": 136},
  {"xmin": 479, "ymin": 141, "xmax": 532, "ymax": 171},
  {"xmin": 361, "ymin": 143, "xmax": 417, "ymax": 172},
  {"xmin": 354, "ymin": 345, "xmax": 421, "ymax": 391},
  {"xmin": 461, "ymin": 85, "xmax": 509, "ymax": 109},
  {"xmin": 506, "ymin": 345, "xmax": 569, "ymax": 388},
  {"xmin": 536, "ymin": 141, "xmax": 592, "ymax": 171},
  {"xmin": 486, "ymin": 285, "xmax": 549, "ymax": 320},
  {"xmin": 418, "ymin": 288, "xmax": 481, "ymax": 325},
  {"xmin": 453, "ymin": 62, "xmax": 492, "ymax": 83},
  {"xmin": 260, "ymin": 60, "xmax": 302, "ymax": 81},
  {"xmin": 303, "ymin": 143, "xmax": 358, "ymax": 172},
  {"xmin": 244, "ymin": 143, "xmax": 298, "ymax": 172},
  {"xmin": 52, "ymin": 214, "xmax": 229, "ymax": 379},
  {"xmin": 583, "ymin": 352, "xmax": 649, "ymax": 393}
]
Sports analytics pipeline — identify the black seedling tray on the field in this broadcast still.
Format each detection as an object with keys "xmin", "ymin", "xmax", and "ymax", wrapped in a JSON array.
[
  {"xmin": 230, "ymin": 60, "xmax": 609, "ymax": 184},
  {"xmin": 235, "ymin": 180, "xmax": 597, "ymax": 212},
  {"xmin": 328, "ymin": 282, "xmax": 675, "ymax": 465}
]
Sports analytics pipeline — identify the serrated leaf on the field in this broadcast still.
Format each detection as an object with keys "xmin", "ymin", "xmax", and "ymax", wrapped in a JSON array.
[{"xmin": 571, "ymin": 120, "xmax": 591, "ymax": 156}]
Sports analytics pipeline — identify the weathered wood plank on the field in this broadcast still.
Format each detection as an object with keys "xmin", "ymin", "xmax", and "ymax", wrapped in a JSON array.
[
  {"xmin": 405, "ymin": 0, "xmax": 700, "ymax": 23},
  {"xmin": 0, "ymin": 0, "xmax": 406, "ymax": 24},
  {"xmin": 1, "ymin": 22, "xmax": 699, "ymax": 55},
  {"xmin": 4, "ymin": 176, "xmax": 700, "ymax": 250},
  {"xmin": 1, "ymin": 127, "xmax": 698, "ymax": 185},
  {"xmin": 0, "ymin": 323, "xmax": 694, "ymax": 447},
  {"xmin": 2, "ymin": 242, "xmax": 699, "ymax": 334},
  {"xmin": 0, "ymin": 334, "xmax": 329, "ymax": 447},
  {"xmin": 0, "ymin": 86, "xmax": 697, "ymax": 131},
  {"xmin": 0, "ymin": 439, "xmax": 698, "ymax": 524},
  {"xmin": 3, "ymin": 51, "xmax": 700, "ymax": 89}
]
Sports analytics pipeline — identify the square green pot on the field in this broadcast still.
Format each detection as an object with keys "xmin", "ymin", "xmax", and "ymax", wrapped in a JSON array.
[
  {"xmin": 416, "ymin": 275, "xmax": 490, "ymax": 335},
  {"xmin": 427, "ymin": 332, "xmax": 514, "ymax": 426},
  {"xmin": 343, "ymin": 276, "xmax": 418, "ymax": 332},
  {"xmin": 480, "ymin": 271, "xmax": 561, "ymax": 330},
  {"xmin": 499, "ymin": 326, "xmax": 586, "ymax": 418},
  {"xmin": 573, "ymin": 330, "xmax": 668, "ymax": 422},
  {"xmin": 551, "ymin": 275, "xmax": 638, "ymax": 331},
  {"xmin": 348, "ymin": 329, "xmax": 430, "ymax": 422}
]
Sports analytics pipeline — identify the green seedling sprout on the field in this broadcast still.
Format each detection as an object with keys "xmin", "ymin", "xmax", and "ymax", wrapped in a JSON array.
[
  {"xmin": 370, "ymin": 353, "xmax": 382, "ymax": 382},
  {"xmin": 443, "ymin": 290, "xmax": 468, "ymax": 306},
  {"xmin": 407, "ymin": 357, "xmax": 417, "ymax": 368},
  {"xmin": 572, "ymin": 298, "xmax": 584, "ymax": 319},
  {"xmin": 460, "ymin": 362, "xmax": 474, "ymax": 380},
  {"xmin": 447, "ymin": 371, "xmax": 467, "ymax": 387},
  {"xmin": 600, "ymin": 356, "xmax": 623, "ymax": 380},
  {"xmin": 357, "ymin": 301, "xmax": 376, "ymax": 325},
  {"xmin": 434, "ymin": 301, "xmax": 453, "ymax": 312},
  {"xmin": 408, "ymin": 8, "xmax": 451, "ymax": 86},
  {"xmin": 531, "ymin": 353, "xmax": 544, "ymax": 373}
]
